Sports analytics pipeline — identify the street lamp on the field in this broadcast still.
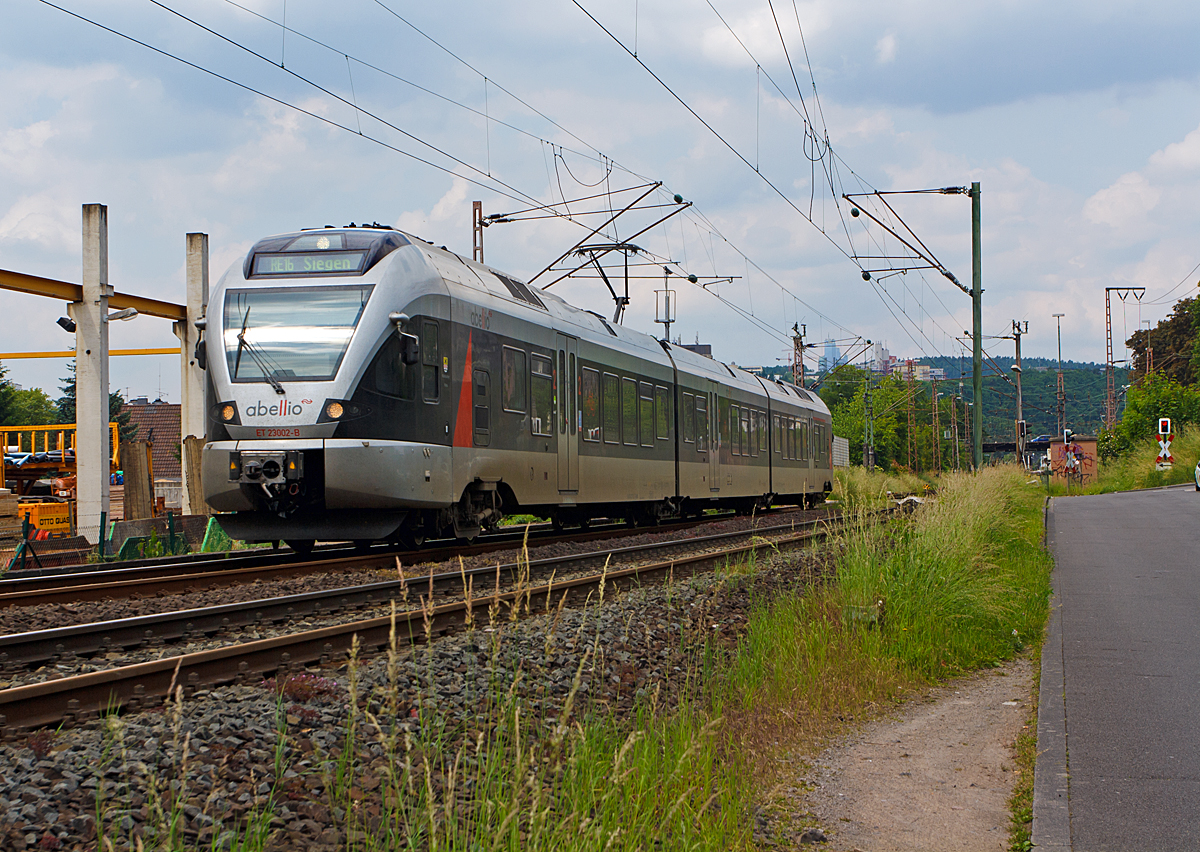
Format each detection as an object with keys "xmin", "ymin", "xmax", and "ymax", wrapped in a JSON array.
[{"xmin": 1052, "ymin": 313, "xmax": 1066, "ymax": 435}]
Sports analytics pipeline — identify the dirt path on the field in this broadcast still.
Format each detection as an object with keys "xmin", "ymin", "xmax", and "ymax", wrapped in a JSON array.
[{"xmin": 778, "ymin": 657, "xmax": 1032, "ymax": 851}]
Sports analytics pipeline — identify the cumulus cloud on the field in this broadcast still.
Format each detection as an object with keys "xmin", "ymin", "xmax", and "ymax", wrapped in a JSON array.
[
  {"xmin": 1083, "ymin": 172, "xmax": 1161, "ymax": 229},
  {"xmin": 1149, "ymin": 122, "xmax": 1200, "ymax": 171}
]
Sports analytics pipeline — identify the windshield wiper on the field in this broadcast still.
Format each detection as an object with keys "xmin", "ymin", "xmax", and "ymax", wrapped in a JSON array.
[
  {"xmin": 233, "ymin": 306, "xmax": 251, "ymax": 379},
  {"xmin": 233, "ymin": 305, "xmax": 285, "ymax": 394}
]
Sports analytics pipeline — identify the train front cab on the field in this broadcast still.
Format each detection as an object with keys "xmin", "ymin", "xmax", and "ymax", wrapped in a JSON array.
[{"xmin": 200, "ymin": 228, "xmax": 456, "ymax": 546}]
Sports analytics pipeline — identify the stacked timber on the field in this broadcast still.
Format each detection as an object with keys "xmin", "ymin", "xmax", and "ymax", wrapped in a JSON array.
[{"xmin": 0, "ymin": 488, "xmax": 20, "ymax": 540}]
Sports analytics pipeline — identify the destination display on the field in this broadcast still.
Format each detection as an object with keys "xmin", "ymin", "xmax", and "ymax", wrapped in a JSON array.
[{"xmin": 252, "ymin": 250, "xmax": 366, "ymax": 276}]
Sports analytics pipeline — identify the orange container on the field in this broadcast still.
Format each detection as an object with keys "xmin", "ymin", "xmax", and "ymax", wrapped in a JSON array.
[{"xmin": 17, "ymin": 501, "xmax": 73, "ymax": 535}]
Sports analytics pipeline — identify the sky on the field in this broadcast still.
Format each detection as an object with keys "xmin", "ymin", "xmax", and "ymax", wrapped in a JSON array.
[{"xmin": 2, "ymin": 0, "xmax": 1200, "ymax": 404}]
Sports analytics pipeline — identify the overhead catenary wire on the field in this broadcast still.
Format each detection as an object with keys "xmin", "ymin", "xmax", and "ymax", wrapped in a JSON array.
[
  {"xmin": 219, "ymin": 0, "xmax": 867, "ymax": 341},
  {"xmin": 568, "ymin": 0, "xmax": 861, "ymax": 267},
  {"xmin": 211, "ymin": 0, "xmax": 861, "ymax": 340},
  {"xmin": 46, "ymin": 0, "xmax": 866, "ymax": 350},
  {"xmin": 38, "ymin": 0, "xmax": 586, "ymax": 221}
]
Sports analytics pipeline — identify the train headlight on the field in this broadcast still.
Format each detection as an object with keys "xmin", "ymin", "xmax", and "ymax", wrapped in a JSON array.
[
  {"xmin": 317, "ymin": 399, "xmax": 371, "ymax": 424},
  {"xmin": 209, "ymin": 401, "xmax": 240, "ymax": 425}
]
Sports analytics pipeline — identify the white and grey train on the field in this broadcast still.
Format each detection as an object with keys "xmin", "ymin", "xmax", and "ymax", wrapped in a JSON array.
[{"xmin": 199, "ymin": 226, "xmax": 835, "ymax": 550}]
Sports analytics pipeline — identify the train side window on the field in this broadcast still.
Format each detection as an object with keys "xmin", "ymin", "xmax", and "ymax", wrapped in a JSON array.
[
  {"xmin": 502, "ymin": 347, "xmax": 526, "ymax": 413},
  {"xmin": 742, "ymin": 408, "xmax": 752, "ymax": 457},
  {"xmin": 581, "ymin": 367, "xmax": 600, "ymax": 442},
  {"xmin": 639, "ymin": 382, "xmax": 655, "ymax": 447},
  {"xmin": 421, "ymin": 321, "xmax": 439, "ymax": 403},
  {"xmin": 473, "ymin": 370, "xmax": 490, "ymax": 446},
  {"xmin": 373, "ymin": 336, "xmax": 416, "ymax": 400},
  {"xmin": 530, "ymin": 354, "xmax": 554, "ymax": 437},
  {"xmin": 772, "ymin": 415, "xmax": 779, "ymax": 454},
  {"xmin": 683, "ymin": 392, "xmax": 695, "ymax": 443},
  {"xmin": 800, "ymin": 419, "xmax": 808, "ymax": 460},
  {"xmin": 622, "ymin": 378, "xmax": 638, "ymax": 446},
  {"xmin": 787, "ymin": 417, "xmax": 796, "ymax": 460},
  {"xmin": 655, "ymin": 385, "xmax": 671, "ymax": 441},
  {"xmin": 729, "ymin": 405, "xmax": 739, "ymax": 456},
  {"xmin": 695, "ymin": 395, "xmax": 708, "ymax": 450},
  {"xmin": 602, "ymin": 372, "xmax": 620, "ymax": 443}
]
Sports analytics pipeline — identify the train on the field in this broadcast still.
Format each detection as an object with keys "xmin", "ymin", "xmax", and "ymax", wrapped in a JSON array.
[{"xmin": 198, "ymin": 225, "xmax": 834, "ymax": 551}]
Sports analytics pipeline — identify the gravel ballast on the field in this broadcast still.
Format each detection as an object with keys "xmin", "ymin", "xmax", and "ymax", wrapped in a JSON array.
[{"xmin": 0, "ymin": 537, "xmax": 832, "ymax": 851}]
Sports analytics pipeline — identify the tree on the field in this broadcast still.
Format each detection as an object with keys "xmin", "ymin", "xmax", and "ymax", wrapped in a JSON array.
[
  {"xmin": 3, "ymin": 388, "xmax": 59, "ymax": 427},
  {"xmin": 55, "ymin": 361, "xmax": 136, "ymax": 439},
  {"xmin": 0, "ymin": 362, "xmax": 13, "ymax": 426},
  {"xmin": 1126, "ymin": 296, "xmax": 1200, "ymax": 385}
]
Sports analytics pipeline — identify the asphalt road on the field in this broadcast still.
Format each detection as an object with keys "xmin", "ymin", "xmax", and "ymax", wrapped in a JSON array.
[{"xmin": 1045, "ymin": 485, "xmax": 1200, "ymax": 851}]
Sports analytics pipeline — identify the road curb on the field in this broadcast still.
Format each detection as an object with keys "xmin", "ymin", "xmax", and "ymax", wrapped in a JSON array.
[{"xmin": 1033, "ymin": 499, "xmax": 1071, "ymax": 850}]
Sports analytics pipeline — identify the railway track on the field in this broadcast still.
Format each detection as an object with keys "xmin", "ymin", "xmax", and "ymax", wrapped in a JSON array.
[
  {"xmin": 0, "ymin": 513, "xmax": 842, "ymax": 735},
  {"xmin": 0, "ymin": 508, "xmax": 789, "ymax": 608}
]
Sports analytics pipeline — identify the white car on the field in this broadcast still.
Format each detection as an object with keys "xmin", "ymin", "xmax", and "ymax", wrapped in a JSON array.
[{"xmin": 1194, "ymin": 459, "xmax": 1199, "ymax": 491}]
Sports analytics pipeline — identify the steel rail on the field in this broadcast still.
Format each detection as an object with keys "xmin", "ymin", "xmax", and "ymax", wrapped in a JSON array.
[
  {"xmin": 0, "ymin": 520, "xmax": 837, "ymax": 735},
  {"xmin": 0, "ymin": 510, "xmax": 788, "ymax": 607},
  {"xmin": 0, "ymin": 516, "xmax": 829, "ymax": 671}
]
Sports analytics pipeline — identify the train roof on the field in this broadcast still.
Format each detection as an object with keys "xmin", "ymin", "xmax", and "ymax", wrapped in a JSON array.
[{"xmin": 234, "ymin": 226, "xmax": 829, "ymax": 414}]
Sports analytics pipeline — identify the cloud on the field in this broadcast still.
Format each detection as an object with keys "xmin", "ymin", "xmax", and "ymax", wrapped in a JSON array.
[
  {"xmin": 394, "ymin": 177, "xmax": 470, "ymax": 241},
  {"xmin": 1083, "ymin": 172, "xmax": 1161, "ymax": 229},
  {"xmin": 0, "ymin": 191, "xmax": 78, "ymax": 252},
  {"xmin": 1149, "ymin": 123, "xmax": 1200, "ymax": 171},
  {"xmin": 875, "ymin": 33, "xmax": 897, "ymax": 65}
]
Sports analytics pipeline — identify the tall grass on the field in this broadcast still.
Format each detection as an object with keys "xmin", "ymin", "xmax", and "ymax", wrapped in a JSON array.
[
  {"xmin": 835, "ymin": 468, "xmax": 1048, "ymax": 676},
  {"xmin": 833, "ymin": 466, "xmax": 928, "ymax": 510}
]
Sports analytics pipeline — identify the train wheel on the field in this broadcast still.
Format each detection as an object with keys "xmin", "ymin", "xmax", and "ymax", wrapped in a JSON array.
[
  {"xmin": 286, "ymin": 539, "xmax": 314, "ymax": 556},
  {"xmin": 400, "ymin": 531, "xmax": 425, "ymax": 549}
]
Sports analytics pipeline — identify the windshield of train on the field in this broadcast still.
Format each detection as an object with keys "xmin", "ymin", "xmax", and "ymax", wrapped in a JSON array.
[{"xmin": 223, "ymin": 285, "xmax": 373, "ymax": 383}]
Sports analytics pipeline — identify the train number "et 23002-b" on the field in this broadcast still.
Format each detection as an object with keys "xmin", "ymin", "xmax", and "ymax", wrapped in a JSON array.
[{"xmin": 255, "ymin": 428, "xmax": 301, "ymax": 437}]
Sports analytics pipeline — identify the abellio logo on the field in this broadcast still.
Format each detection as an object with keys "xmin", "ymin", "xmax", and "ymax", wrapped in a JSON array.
[{"xmin": 247, "ymin": 400, "xmax": 304, "ymax": 417}]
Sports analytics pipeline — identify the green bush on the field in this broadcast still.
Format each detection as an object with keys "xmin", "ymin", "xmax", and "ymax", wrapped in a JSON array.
[{"xmin": 1106, "ymin": 373, "xmax": 1200, "ymax": 459}]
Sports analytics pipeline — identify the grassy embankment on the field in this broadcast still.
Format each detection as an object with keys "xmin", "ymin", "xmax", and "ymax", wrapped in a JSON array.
[
  {"xmin": 1027, "ymin": 430, "xmax": 1200, "ymax": 497},
  {"xmin": 1085, "ymin": 430, "xmax": 1200, "ymax": 493},
  {"xmin": 89, "ymin": 466, "xmax": 1051, "ymax": 851}
]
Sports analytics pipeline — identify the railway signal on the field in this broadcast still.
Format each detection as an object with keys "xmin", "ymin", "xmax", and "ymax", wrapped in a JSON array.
[{"xmin": 1157, "ymin": 417, "xmax": 1174, "ymax": 470}]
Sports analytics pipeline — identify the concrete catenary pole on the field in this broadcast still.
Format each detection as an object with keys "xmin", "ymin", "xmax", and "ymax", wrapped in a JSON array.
[
  {"xmin": 1012, "ymin": 319, "xmax": 1025, "ymax": 458},
  {"xmin": 176, "ymin": 233, "xmax": 210, "ymax": 515},
  {"xmin": 970, "ymin": 182, "xmax": 983, "ymax": 471},
  {"xmin": 71, "ymin": 204, "xmax": 111, "ymax": 542}
]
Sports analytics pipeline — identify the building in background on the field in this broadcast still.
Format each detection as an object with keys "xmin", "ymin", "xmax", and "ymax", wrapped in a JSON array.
[
  {"xmin": 818, "ymin": 338, "xmax": 842, "ymax": 373},
  {"xmin": 119, "ymin": 398, "xmax": 182, "ymax": 511}
]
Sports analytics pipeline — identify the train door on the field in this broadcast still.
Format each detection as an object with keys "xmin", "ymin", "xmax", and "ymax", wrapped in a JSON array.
[
  {"xmin": 556, "ymin": 334, "xmax": 579, "ymax": 492},
  {"xmin": 707, "ymin": 382, "xmax": 720, "ymax": 492}
]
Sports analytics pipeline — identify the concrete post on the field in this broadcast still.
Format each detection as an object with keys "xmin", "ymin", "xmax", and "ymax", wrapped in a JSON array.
[
  {"xmin": 72, "ymin": 203, "xmax": 112, "ymax": 543},
  {"xmin": 176, "ymin": 233, "xmax": 209, "ymax": 515}
]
